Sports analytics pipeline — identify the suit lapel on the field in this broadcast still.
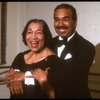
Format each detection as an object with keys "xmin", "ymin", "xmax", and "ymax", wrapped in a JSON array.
[{"xmin": 58, "ymin": 32, "xmax": 78, "ymax": 60}]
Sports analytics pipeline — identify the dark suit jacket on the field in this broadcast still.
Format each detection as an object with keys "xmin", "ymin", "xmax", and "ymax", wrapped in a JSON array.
[{"xmin": 50, "ymin": 32, "xmax": 95, "ymax": 98}]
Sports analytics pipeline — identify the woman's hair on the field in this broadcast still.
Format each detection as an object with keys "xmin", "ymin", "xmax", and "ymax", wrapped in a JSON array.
[{"xmin": 22, "ymin": 19, "xmax": 53, "ymax": 47}]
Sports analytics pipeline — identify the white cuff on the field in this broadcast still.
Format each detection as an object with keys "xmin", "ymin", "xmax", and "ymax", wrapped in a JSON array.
[
  {"xmin": 24, "ymin": 71, "xmax": 35, "ymax": 85},
  {"xmin": 14, "ymin": 69, "xmax": 20, "ymax": 72}
]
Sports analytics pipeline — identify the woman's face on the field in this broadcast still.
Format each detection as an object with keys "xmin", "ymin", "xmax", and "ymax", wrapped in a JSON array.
[{"xmin": 25, "ymin": 22, "xmax": 45, "ymax": 53}]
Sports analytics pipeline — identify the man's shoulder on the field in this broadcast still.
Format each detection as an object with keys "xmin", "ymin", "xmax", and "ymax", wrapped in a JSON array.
[
  {"xmin": 80, "ymin": 35, "xmax": 94, "ymax": 45},
  {"xmin": 77, "ymin": 33, "xmax": 94, "ymax": 46},
  {"xmin": 76, "ymin": 33, "xmax": 95, "ymax": 50},
  {"xmin": 53, "ymin": 36, "xmax": 59, "ymax": 40},
  {"xmin": 52, "ymin": 36, "xmax": 59, "ymax": 43}
]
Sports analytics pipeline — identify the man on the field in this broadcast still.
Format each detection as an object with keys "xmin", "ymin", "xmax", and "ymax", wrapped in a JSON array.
[{"xmin": 50, "ymin": 3, "xmax": 95, "ymax": 98}]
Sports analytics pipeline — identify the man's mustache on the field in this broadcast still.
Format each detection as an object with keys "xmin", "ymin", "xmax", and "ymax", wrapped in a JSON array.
[{"xmin": 56, "ymin": 26, "xmax": 68, "ymax": 29}]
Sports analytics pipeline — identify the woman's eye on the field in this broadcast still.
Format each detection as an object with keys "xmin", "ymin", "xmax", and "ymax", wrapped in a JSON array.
[
  {"xmin": 36, "ymin": 31, "xmax": 42, "ymax": 35},
  {"xmin": 27, "ymin": 31, "xmax": 32, "ymax": 34}
]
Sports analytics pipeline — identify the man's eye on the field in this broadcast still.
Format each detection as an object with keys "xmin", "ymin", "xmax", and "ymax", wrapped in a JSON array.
[
  {"xmin": 63, "ymin": 18, "xmax": 69, "ymax": 21},
  {"xmin": 54, "ymin": 18, "xmax": 59, "ymax": 22}
]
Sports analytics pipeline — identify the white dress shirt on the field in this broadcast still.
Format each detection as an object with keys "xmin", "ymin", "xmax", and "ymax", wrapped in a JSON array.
[{"xmin": 57, "ymin": 32, "xmax": 75, "ymax": 60}]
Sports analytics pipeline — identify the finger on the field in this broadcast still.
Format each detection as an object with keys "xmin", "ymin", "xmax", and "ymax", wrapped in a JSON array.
[
  {"xmin": 8, "ymin": 68, "xmax": 14, "ymax": 75},
  {"xmin": 10, "ymin": 87, "xmax": 15, "ymax": 95},
  {"xmin": 45, "ymin": 67, "xmax": 50, "ymax": 75},
  {"xmin": 15, "ymin": 86, "xmax": 20, "ymax": 95},
  {"xmin": 7, "ymin": 69, "xmax": 15, "ymax": 78},
  {"xmin": 19, "ymin": 83, "xmax": 23, "ymax": 94},
  {"xmin": 10, "ymin": 68, "xmax": 14, "ymax": 71},
  {"xmin": 16, "ymin": 81, "xmax": 23, "ymax": 95},
  {"xmin": 10, "ymin": 69, "xmax": 16, "ymax": 75},
  {"xmin": 5, "ymin": 72, "xmax": 13, "ymax": 85},
  {"xmin": 12, "ymin": 82, "xmax": 19, "ymax": 95}
]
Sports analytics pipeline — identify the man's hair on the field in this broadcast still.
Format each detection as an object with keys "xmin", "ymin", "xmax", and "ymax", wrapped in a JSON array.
[{"xmin": 54, "ymin": 3, "xmax": 77, "ymax": 22}]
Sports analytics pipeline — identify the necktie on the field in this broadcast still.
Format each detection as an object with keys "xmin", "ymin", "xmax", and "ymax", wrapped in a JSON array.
[
  {"xmin": 57, "ymin": 37, "xmax": 68, "ymax": 59},
  {"xmin": 57, "ymin": 37, "xmax": 68, "ymax": 47}
]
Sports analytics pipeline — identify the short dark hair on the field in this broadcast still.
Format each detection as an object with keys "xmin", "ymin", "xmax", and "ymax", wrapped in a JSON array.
[
  {"xmin": 22, "ymin": 19, "xmax": 52, "ymax": 47},
  {"xmin": 54, "ymin": 3, "xmax": 77, "ymax": 22}
]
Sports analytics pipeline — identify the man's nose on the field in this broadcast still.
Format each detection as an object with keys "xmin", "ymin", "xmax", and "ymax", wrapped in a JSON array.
[{"xmin": 59, "ymin": 20, "xmax": 64, "ymax": 26}]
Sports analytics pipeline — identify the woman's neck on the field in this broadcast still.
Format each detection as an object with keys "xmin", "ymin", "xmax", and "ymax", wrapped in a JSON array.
[{"xmin": 24, "ymin": 47, "xmax": 55, "ymax": 64}]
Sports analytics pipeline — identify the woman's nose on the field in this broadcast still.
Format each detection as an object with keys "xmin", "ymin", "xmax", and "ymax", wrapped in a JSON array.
[{"xmin": 31, "ymin": 32, "xmax": 37, "ymax": 39}]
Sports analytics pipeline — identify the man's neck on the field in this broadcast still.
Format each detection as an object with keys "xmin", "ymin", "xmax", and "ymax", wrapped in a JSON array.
[{"xmin": 59, "ymin": 31, "xmax": 76, "ymax": 42}]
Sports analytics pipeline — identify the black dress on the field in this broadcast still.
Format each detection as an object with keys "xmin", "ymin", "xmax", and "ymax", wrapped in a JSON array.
[{"xmin": 10, "ymin": 50, "xmax": 67, "ymax": 99}]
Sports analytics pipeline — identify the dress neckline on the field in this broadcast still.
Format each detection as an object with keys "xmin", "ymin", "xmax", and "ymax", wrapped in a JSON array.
[{"xmin": 23, "ymin": 54, "xmax": 55, "ymax": 65}]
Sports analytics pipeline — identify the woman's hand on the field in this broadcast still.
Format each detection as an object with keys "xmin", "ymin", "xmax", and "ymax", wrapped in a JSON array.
[
  {"xmin": 32, "ymin": 67, "xmax": 50, "ymax": 86},
  {"xmin": 5, "ymin": 68, "xmax": 24, "ymax": 95},
  {"xmin": 9, "ymin": 79, "xmax": 23, "ymax": 95}
]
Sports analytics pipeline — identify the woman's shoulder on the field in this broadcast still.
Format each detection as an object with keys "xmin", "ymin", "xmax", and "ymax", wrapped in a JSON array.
[
  {"xmin": 17, "ymin": 50, "xmax": 30, "ymax": 56},
  {"xmin": 14, "ymin": 50, "xmax": 30, "ymax": 60}
]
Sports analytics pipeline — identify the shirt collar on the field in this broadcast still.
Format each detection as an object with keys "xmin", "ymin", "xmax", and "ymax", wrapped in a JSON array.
[{"xmin": 58, "ymin": 32, "xmax": 75, "ymax": 42}]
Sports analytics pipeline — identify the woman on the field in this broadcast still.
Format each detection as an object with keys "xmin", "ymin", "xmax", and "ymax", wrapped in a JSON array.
[{"xmin": 5, "ymin": 19, "xmax": 66, "ymax": 99}]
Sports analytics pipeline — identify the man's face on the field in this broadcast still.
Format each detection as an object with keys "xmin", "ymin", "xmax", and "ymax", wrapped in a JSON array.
[{"xmin": 54, "ymin": 8, "xmax": 77, "ymax": 37}]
